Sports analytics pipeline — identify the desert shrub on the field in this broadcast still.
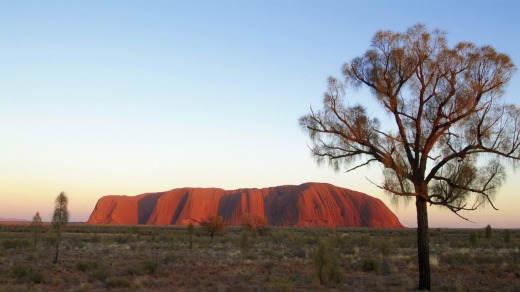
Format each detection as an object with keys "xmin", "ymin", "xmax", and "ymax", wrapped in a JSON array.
[
  {"xmin": 85, "ymin": 233, "xmax": 101, "ymax": 243},
  {"xmin": 343, "ymin": 246, "xmax": 356, "ymax": 255},
  {"xmin": 504, "ymin": 230, "xmax": 511, "ymax": 244},
  {"xmin": 11, "ymin": 263, "xmax": 44, "ymax": 283},
  {"xmin": 28, "ymin": 268, "xmax": 45, "ymax": 284},
  {"xmin": 2, "ymin": 238, "xmax": 31, "ymax": 249},
  {"xmin": 241, "ymin": 213, "xmax": 267, "ymax": 237},
  {"xmin": 379, "ymin": 239, "xmax": 391, "ymax": 257},
  {"xmin": 239, "ymin": 231, "xmax": 251, "ymax": 262},
  {"xmin": 125, "ymin": 265, "xmax": 141, "ymax": 276},
  {"xmin": 269, "ymin": 229, "xmax": 284, "ymax": 244},
  {"xmin": 292, "ymin": 249, "xmax": 306, "ymax": 259},
  {"xmin": 474, "ymin": 254, "xmax": 503, "ymax": 265},
  {"xmin": 469, "ymin": 231, "xmax": 478, "ymax": 247},
  {"xmin": 106, "ymin": 277, "xmax": 130, "ymax": 288},
  {"xmin": 362, "ymin": 257, "xmax": 378, "ymax": 272},
  {"xmin": 163, "ymin": 252, "xmax": 181, "ymax": 264},
  {"xmin": 44, "ymin": 233, "xmax": 57, "ymax": 247},
  {"xmin": 12, "ymin": 263, "xmax": 30, "ymax": 279},
  {"xmin": 142, "ymin": 258, "xmax": 159, "ymax": 275},
  {"xmin": 130, "ymin": 277, "xmax": 143, "ymax": 290},
  {"xmin": 25, "ymin": 253, "xmax": 36, "ymax": 262},
  {"xmin": 353, "ymin": 234, "xmax": 371, "ymax": 248},
  {"xmin": 381, "ymin": 258, "xmax": 393, "ymax": 275},
  {"xmin": 129, "ymin": 242, "xmax": 138, "ymax": 250},
  {"xmin": 313, "ymin": 240, "xmax": 342, "ymax": 285},
  {"xmin": 511, "ymin": 250, "xmax": 520, "ymax": 264},
  {"xmin": 114, "ymin": 235, "xmax": 128, "ymax": 244},
  {"xmin": 270, "ymin": 276, "xmax": 293, "ymax": 292},
  {"xmin": 91, "ymin": 263, "xmax": 111, "ymax": 282},
  {"xmin": 79, "ymin": 281, "xmax": 90, "ymax": 291},
  {"xmin": 485, "ymin": 224, "xmax": 493, "ymax": 239},
  {"xmin": 441, "ymin": 251, "xmax": 473, "ymax": 266},
  {"xmin": 158, "ymin": 233, "xmax": 171, "ymax": 243},
  {"xmin": 261, "ymin": 248, "xmax": 279, "ymax": 259},
  {"xmin": 75, "ymin": 259, "xmax": 96, "ymax": 272}
]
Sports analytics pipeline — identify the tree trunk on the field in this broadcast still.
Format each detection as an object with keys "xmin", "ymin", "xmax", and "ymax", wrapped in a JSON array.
[
  {"xmin": 416, "ymin": 196, "xmax": 431, "ymax": 290},
  {"xmin": 54, "ymin": 226, "xmax": 60, "ymax": 263}
]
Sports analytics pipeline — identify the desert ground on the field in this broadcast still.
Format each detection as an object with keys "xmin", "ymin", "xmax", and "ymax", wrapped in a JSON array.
[{"xmin": 0, "ymin": 223, "xmax": 518, "ymax": 291}]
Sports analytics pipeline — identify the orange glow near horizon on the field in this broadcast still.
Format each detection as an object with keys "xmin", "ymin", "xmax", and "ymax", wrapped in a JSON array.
[{"xmin": 2, "ymin": 171, "xmax": 519, "ymax": 228}]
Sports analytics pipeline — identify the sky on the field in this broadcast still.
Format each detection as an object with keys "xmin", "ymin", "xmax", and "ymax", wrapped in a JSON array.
[{"xmin": 1, "ymin": 1, "xmax": 519, "ymax": 228}]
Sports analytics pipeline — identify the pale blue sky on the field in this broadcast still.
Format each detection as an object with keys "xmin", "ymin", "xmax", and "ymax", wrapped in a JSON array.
[{"xmin": 1, "ymin": 1, "xmax": 519, "ymax": 227}]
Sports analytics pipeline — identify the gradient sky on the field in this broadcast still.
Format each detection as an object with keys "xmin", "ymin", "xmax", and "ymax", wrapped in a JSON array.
[{"xmin": 1, "ymin": 1, "xmax": 519, "ymax": 227}]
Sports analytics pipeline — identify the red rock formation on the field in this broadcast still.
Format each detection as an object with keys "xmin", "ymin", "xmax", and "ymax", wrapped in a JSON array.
[{"xmin": 86, "ymin": 183, "xmax": 403, "ymax": 228}]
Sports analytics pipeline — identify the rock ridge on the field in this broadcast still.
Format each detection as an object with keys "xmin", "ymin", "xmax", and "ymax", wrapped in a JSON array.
[{"xmin": 86, "ymin": 182, "xmax": 403, "ymax": 228}]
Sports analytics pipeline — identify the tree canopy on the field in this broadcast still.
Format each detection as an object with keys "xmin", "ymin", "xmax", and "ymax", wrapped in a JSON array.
[{"xmin": 301, "ymin": 24, "xmax": 518, "ymax": 217}]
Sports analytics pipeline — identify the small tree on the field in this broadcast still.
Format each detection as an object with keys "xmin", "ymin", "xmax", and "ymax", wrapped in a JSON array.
[
  {"xmin": 239, "ymin": 231, "xmax": 251, "ymax": 264},
  {"xmin": 52, "ymin": 192, "xmax": 69, "ymax": 263},
  {"xmin": 31, "ymin": 212, "xmax": 43, "ymax": 246},
  {"xmin": 313, "ymin": 240, "xmax": 342, "ymax": 285},
  {"xmin": 241, "ymin": 213, "xmax": 266, "ymax": 237},
  {"xmin": 200, "ymin": 215, "xmax": 227, "ymax": 239},
  {"xmin": 485, "ymin": 224, "xmax": 493, "ymax": 239},
  {"xmin": 300, "ymin": 24, "xmax": 518, "ymax": 289},
  {"xmin": 187, "ymin": 223, "xmax": 195, "ymax": 249}
]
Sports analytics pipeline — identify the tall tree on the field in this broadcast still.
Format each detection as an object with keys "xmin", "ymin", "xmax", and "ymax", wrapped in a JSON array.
[
  {"xmin": 31, "ymin": 212, "xmax": 43, "ymax": 246},
  {"xmin": 299, "ymin": 24, "xmax": 518, "ymax": 290},
  {"xmin": 52, "ymin": 192, "xmax": 69, "ymax": 263}
]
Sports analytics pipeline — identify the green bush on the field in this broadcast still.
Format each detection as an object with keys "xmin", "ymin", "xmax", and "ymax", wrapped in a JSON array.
[
  {"xmin": 2, "ymin": 238, "xmax": 31, "ymax": 249},
  {"xmin": 75, "ymin": 260, "xmax": 94, "ymax": 272},
  {"xmin": 12, "ymin": 263, "xmax": 30, "ymax": 279},
  {"xmin": 362, "ymin": 257, "xmax": 378, "ymax": 272},
  {"xmin": 11, "ymin": 263, "xmax": 44, "ymax": 283}
]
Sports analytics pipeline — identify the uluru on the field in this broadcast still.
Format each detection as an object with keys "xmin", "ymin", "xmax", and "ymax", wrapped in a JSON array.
[{"xmin": 87, "ymin": 182, "xmax": 403, "ymax": 228}]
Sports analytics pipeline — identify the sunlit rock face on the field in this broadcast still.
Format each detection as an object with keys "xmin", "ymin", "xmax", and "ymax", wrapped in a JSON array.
[{"xmin": 86, "ymin": 183, "xmax": 403, "ymax": 228}]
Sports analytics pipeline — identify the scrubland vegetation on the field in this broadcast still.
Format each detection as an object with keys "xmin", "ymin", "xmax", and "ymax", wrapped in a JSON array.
[{"xmin": 0, "ymin": 223, "xmax": 519, "ymax": 291}]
